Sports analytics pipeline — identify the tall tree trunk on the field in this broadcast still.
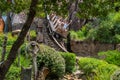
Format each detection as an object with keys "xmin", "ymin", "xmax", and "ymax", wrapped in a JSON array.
[
  {"xmin": 0, "ymin": 13, "xmax": 2, "ymax": 18},
  {"xmin": 6, "ymin": 0, "xmax": 13, "ymax": 32},
  {"xmin": 67, "ymin": 0, "xmax": 78, "ymax": 52},
  {"xmin": 67, "ymin": 0, "xmax": 73, "ymax": 52},
  {"xmin": 1, "ymin": 34, "xmax": 8, "ymax": 61},
  {"xmin": 6, "ymin": 12, "xmax": 12, "ymax": 32},
  {"xmin": 7, "ymin": 0, "xmax": 12, "ymax": 3},
  {"xmin": 0, "ymin": 0, "xmax": 38, "ymax": 79}
]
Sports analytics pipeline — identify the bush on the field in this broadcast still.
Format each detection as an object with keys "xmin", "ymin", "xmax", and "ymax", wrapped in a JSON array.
[
  {"xmin": 98, "ymin": 50, "xmax": 120, "ymax": 66},
  {"xmin": 93, "ymin": 64, "xmax": 119, "ymax": 80},
  {"xmin": 0, "ymin": 33, "xmax": 17, "ymax": 60},
  {"xmin": 0, "ymin": 33, "xmax": 31, "ymax": 79},
  {"xmin": 5, "ymin": 65, "xmax": 20, "ymax": 80},
  {"xmin": 29, "ymin": 30, "xmax": 36, "ymax": 40},
  {"xmin": 70, "ymin": 27, "xmax": 86, "ymax": 41},
  {"xmin": 78, "ymin": 57, "xmax": 119, "ymax": 80},
  {"xmin": 0, "ymin": 33, "xmax": 4, "ymax": 46},
  {"xmin": 71, "ymin": 12, "xmax": 120, "ymax": 43},
  {"xmin": 37, "ymin": 44, "xmax": 65, "ymax": 79},
  {"xmin": 86, "ymin": 12, "xmax": 120, "ymax": 43},
  {"xmin": 6, "ymin": 33, "xmax": 17, "ymax": 45},
  {"xmin": 5, "ymin": 52, "xmax": 31, "ymax": 80},
  {"xmin": 111, "ymin": 69, "xmax": 120, "ymax": 80},
  {"xmin": 19, "ymin": 43, "xmax": 28, "ymax": 55},
  {"xmin": 78, "ymin": 57, "xmax": 108, "ymax": 74},
  {"xmin": 59, "ymin": 52, "xmax": 76, "ymax": 73},
  {"xmin": 30, "ymin": 30, "xmax": 36, "ymax": 38}
]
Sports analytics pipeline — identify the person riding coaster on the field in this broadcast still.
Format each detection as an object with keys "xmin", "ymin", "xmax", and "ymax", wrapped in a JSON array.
[
  {"xmin": 47, "ymin": 13, "xmax": 72, "ymax": 38},
  {"xmin": 47, "ymin": 14, "xmax": 72, "ymax": 30}
]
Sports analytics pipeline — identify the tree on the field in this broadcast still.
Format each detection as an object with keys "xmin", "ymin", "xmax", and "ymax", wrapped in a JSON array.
[
  {"xmin": 0, "ymin": 0, "xmax": 38, "ymax": 79},
  {"xmin": 0, "ymin": 1, "xmax": 119, "ymax": 79},
  {"xmin": 0, "ymin": 0, "xmax": 70, "ymax": 79},
  {"xmin": 77, "ymin": 0, "xmax": 120, "ymax": 19}
]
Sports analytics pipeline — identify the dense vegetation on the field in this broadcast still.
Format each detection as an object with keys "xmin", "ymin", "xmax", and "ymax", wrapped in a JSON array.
[
  {"xmin": 0, "ymin": 32, "xmax": 77, "ymax": 79},
  {"xmin": 78, "ymin": 57, "xmax": 119, "ymax": 80},
  {"xmin": 71, "ymin": 12, "xmax": 120, "ymax": 43},
  {"xmin": 1, "ymin": 32, "xmax": 120, "ymax": 80},
  {"xmin": 0, "ymin": 0, "xmax": 120, "ymax": 80}
]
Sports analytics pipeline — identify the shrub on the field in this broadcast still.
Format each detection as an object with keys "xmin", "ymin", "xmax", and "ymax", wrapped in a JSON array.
[
  {"xmin": 0, "ymin": 33, "xmax": 4, "ymax": 46},
  {"xmin": 30, "ymin": 30, "xmax": 36, "ymax": 37},
  {"xmin": 19, "ymin": 43, "xmax": 28, "ymax": 55},
  {"xmin": 14, "ymin": 55, "xmax": 31, "ymax": 67},
  {"xmin": 37, "ymin": 44, "xmax": 65, "ymax": 79},
  {"xmin": 5, "ymin": 65, "xmax": 20, "ymax": 80},
  {"xmin": 70, "ymin": 30, "xmax": 79, "ymax": 40},
  {"xmin": 78, "ymin": 57, "xmax": 119, "ymax": 80},
  {"xmin": 98, "ymin": 50, "xmax": 120, "ymax": 66},
  {"xmin": 30, "ymin": 30, "xmax": 36, "ymax": 40},
  {"xmin": 5, "ymin": 55, "xmax": 31, "ymax": 80},
  {"xmin": 111, "ymin": 69, "xmax": 120, "ymax": 80},
  {"xmin": 86, "ymin": 12, "xmax": 120, "ymax": 43},
  {"xmin": 6, "ymin": 33, "xmax": 17, "ymax": 45},
  {"xmin": 0, "ymin": 33, "xmax": 31, "ymax": 79},
  {"xmin": 70, "ymin": 27, "xmax": 86, "ymax": 41},
  {"xmin": 86, "ymin": 28, "xmax": 97, "ymax": 41},
  {"xmin": 59, "ymin": 52, "xmax": 76, "ymax": 73},
  {"xmin": 78, "ymin": 57, "xmax": 108, "ymax": 74},
  {"xmin": 93, "ymin": 64, "xmax": 118, "ymax": 80}
]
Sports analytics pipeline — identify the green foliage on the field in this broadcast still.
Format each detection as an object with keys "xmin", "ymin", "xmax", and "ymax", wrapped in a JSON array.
[
  {"xmin": 96, "ymin": 22, "xmax": 114, "ymax": 43},
  {"xmin": 93, "ymin": 64, "xmax": 119, "ymax": 80},
  {"xmin": 0, "ymin": 0, "xmax": 31, "ymax": 14},
  {"xmin": 13, "ymin": 0, "xmax": 31, "ymax": 13},
  {"xmin": 0, "ymin": 0, "xmax": 69, "ymax": 17},
  {"xmin": 70, "ymin": 31, "xmax": 79, "ymax": 40},
  {"xmin": 75, "ymin": 12, "xmax": 120, "ymax": 43},
  {"xmin": 87, "ymin": 28, "xmax": 97, "ymax": 41},
  {"xmin": 0, "ymin": 33, "xmax": 17, "ymax": 59},
  {"xmin": 0, "ymin": 1, "xmax": 12, "ymax": 13},
  {"xmin": 5, "ymin": 65, "xmax": 20, "ymax": 80},
  {"xmin": 0, "ymin": 37, "xmax": 31, "ymax": 80},
  {"xmin": 111, "ymin": 69, "xmax": 120, "ymax": 80},
  {"xmin": 0, "ymin": 33, "xmax": 17, "ymax": 46},
  {"xmin": 78, "ymin": 57, "xmax": 119, "ymax": 80},
  {"xmin": 112, "ymin": 12, "xmax": 120, "ymax": 24},
  {"xmin": 96, "ymin": 12, "xmax": 120, "ymax": 43},
  {"xmin": 0, "ymin": 33, "xmax": 4, "ymax": 46},
  {"xmin": 5, "ymin": 55, "xmax": 31, "ymax": 80},
  {"xmin": 15, "ymin": 55, "xmax": 31, "ymax": 67},
  {"xmin": 78, "ymin": 57, "xmax": 108, "ymax": 74},
  {"xmin": 70, "ymin": 27, "xmax": 87, "ymax": 41},
  {"xmin": 36, "ymin": 0, "xmax": 69, "ymax": 17},
  {"xmin": 98, "ymin": 50, "xmax": 120, "ymax": 66},
  {"xmin": 29, "ymin": 30, "xmax": 36, "ymax": 40},
  {"xmin": 7, "ymin": 33, "xmax": 17, "ymax": 45},
  {"xmin": 59, "ymin": 52, "xmax": 76, "ymax": 73},
  {"xmin": 37, "ymin": 44, "xmax": 65, "ymax": 79},
  {"xmin": 78, "ymin": 0, "xmax": 115, "ymax": 18}
]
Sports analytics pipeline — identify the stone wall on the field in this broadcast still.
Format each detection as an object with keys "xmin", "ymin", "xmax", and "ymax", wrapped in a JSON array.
[{"xmin": 71, "ymin": 40, "xmax": 115, "ymax": 57}]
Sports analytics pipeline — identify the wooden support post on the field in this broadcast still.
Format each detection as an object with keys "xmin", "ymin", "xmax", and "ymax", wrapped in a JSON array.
[
  {"xmin": 26, "ymin": 41, "xmax": 40, "ymax": 80},
  {"xmin": 1, "ymin": 34, "xmax": 7, "ymax": 61},
  {"xmin": 21, "ymin": 66, "xmax": 32, "ymax": 80}
]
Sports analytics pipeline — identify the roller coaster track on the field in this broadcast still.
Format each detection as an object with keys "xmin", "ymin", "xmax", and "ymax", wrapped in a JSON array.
[{"xmin": 46, "ymin": 20, "xmax": 68, "ymax": 52}]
